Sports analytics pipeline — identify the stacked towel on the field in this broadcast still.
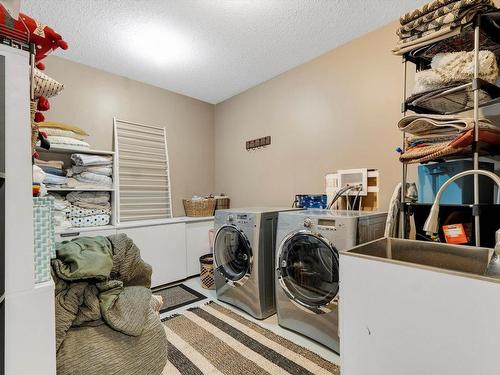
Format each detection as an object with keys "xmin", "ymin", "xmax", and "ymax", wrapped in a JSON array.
[
  {"xmin": 34, "ymin": 159, "xmax": 68, "ymax": 186},
  {"xmin": 398, "ymin": 114, "xmax": 500, "ymax": 163},
  {"xmin": 51, "ymin": 191, "xmax": 112, "ymax": 228},
  {"xmin": 393, "ymin": 0, "xmax": 495, "ymax": 55},
  {"xmin": 66, "ymin": 154, "xmax": 113, "ymax": 189}
]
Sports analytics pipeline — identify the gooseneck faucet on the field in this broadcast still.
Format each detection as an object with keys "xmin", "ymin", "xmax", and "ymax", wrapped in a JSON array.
[{"xmin": 423, "ymin": 169, "xmax": 500, "ymax": 247}]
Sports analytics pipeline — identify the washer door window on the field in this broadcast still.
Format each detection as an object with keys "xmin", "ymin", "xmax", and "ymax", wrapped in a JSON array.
[
  {"xmin": 214, "ymin": 225, "xmax": 252, "ymax": 284},
  {"xmin": 278, "ymin": 231, "xmax": 339, "ymax": 313}
]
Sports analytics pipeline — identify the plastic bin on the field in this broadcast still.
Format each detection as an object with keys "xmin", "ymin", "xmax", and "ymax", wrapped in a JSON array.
[{"xmin": 418, "ymin": 160, "xmax": 494, "ymax": 204}]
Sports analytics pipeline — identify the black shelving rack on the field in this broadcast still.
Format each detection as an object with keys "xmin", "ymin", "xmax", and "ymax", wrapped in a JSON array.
[{"xmin": 399, "ymin": 9, "xmax": 500, "ymax": 246}]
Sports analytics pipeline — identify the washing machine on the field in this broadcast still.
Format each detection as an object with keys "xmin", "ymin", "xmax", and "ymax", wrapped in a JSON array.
[
  {"xmin": 275, "ymin": 209, "xmax": 387, "ymax": 352},
  {"xmin": 213, "ymin": 207, "xmax": 299, "ymax": 320}
]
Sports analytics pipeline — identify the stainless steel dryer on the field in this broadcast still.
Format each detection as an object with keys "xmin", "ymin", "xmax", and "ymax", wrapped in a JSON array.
[
  {"xmin": 275, "ymin": 209, "xmax": 387, "ymax": 352},
  {"xmin": 213, "ymin": 207, "xmax": 298, "ymax": 320}
]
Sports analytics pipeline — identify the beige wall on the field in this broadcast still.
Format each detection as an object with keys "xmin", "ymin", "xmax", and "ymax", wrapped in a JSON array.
[
  {"xmin": 44, "ymin": 56, "xmax": 215, "ymax": 216},
  {"xmin": 214, "ymin": 21, "xmax": 410, "ymax": 210}
]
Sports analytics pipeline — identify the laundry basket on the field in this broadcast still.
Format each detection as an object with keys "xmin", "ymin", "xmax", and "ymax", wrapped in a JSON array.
[
  {"xmin": 183, "ymin": 198, "xmax": 216, "ymax": 217},
  {"xmin": 200, "ymin": 254, "xmax": 215, "ymax": 290},
  {"xmin": 215, "ymin": 194, "xmax": 230, "ymax": 210}
]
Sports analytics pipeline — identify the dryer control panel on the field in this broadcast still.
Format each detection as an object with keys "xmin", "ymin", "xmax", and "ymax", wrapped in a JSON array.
[{"xmin": 226, "ymin": 213, "xmax": 255, "ymax": 227}]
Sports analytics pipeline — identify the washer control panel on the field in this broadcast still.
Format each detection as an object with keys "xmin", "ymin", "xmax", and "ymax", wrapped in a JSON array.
[{"xmin": 226, "ymin": 213, "xmax": 254, "ymax": 226}]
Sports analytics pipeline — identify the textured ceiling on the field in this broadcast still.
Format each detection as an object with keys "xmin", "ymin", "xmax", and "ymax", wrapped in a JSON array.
[{"xmin": 21, "ymin": 0, "xmax": 427, "ymax": 104}]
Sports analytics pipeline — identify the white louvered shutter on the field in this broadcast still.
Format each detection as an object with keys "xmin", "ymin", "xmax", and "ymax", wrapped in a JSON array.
[{"xmin": 114, "ymin": 118, "xmax": 173, "ymax": 222}]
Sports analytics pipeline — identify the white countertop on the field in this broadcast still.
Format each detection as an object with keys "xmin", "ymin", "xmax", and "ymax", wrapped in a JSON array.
[{"xmin": 116, "ymin": 216, "xmax": 214, "ymax": 229}]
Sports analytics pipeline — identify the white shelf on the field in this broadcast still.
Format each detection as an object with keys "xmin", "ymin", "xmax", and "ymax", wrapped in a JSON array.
[
  {"xmin": 47, "ymin": 187, "xmax": 115, "ymax": 192},
  {"xmin": 55, "ymin": 225, "xmax": 116, "ymax": 235},
  {"xmin": 37, "ymin": 146, "xmax": 114, "ymax": 155}
]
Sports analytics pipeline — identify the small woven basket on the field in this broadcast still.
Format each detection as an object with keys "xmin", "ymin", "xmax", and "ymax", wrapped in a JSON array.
[
  {"xmin": 200, "ymin": 254, "xmax": 215, "ymax": 290},
  {"xmin": 183, "ymin": 198, "xmax": 216, "ymax": 217},
  {"xmin": 215, "ymin": 196, "xmax": 230, "ymax": 210}
]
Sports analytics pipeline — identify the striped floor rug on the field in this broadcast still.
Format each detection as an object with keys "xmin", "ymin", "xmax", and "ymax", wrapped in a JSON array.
[{"xmin": 162, "ymin": 302, "xmax": 340, "ymax": 375}]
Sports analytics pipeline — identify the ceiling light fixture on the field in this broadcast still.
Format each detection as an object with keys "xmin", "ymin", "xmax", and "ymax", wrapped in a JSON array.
[{"xmin": 127, "ymin": 23, "xmax": 191, "ymax": 66}]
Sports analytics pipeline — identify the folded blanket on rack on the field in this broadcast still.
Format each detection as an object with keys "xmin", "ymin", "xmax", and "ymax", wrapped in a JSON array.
[
  {"xmin": 71, "ymin": 153, "xmax": 113, "ymax": 167},
  {"xmin": 34, "ymin": 159, "xmax": 65, "ymax": 169},
  {"xmin": 39, "ymin": 121, "xmax": 89, "ymax": 136},
  {"xmin": 39, "ymin": 127, "xmax": 87, "ymax": 141},
  {"xmin": 397, "ymin": 0, "xmax": 494, "ymax": 39},
  {"xmin": 70, "ymin": 165, "xmax": 113, "ymax": 177},
  {"xmin": 400, "ymin": 0, "xmax": 462, "ymax": 25},
  {"xmin": 66, "ymin": 191, "xmax": 111, "ymax": 205},
  {"xmin": 43, "ymin": 173, "xmax": 69, "ymax": 185},
  {"xmin": 393, "ymin": 0, "xmax": 494, "ymax": 54},
  {"xmin": 73, "ymin": 172, "xmax": 112, "ymax": 187},
  {"xmin": 46, "ymin": 136, "xmax": 90, "ymax": 150},
  {"xmin": 400, "ymin": 127, "xmax": 500, "ymax": 163},
  {"xmin": 398, "ymin": 114, "xmax": 492, "ymax": 135},
  {"xmin": 405, "ymin": 84, "xmax": 492, "ymax": 113},
  {"xmin": 413, "ymin": 50, "xmax": 498, "ymax": 94},
  {"xmin": 68, "ymin": 214, "xmax": 111, "ymax": 227},
  {"xmin": 393, "ymin": 26, "xmax": 461, "ymax": 55}
]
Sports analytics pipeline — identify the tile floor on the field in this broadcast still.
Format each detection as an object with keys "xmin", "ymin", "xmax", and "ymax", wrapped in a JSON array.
[{"xmin": 160, "ymin": 276, "xmax": 341, "ymax": 366}]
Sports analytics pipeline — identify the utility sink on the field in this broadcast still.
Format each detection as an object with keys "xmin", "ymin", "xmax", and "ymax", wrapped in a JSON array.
[{"xmin": 345, "ymin": 237, "xmax": 500, "ymax": 281}]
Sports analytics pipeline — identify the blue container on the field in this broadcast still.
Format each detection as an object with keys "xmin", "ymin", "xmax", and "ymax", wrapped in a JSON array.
[
  {"xmin": 418, "ymin": 160, "xmax": 494, "ymax": 204},
  {"xmin": 295, "ymin": 194, "xmax": 328, "ymax": 209}
]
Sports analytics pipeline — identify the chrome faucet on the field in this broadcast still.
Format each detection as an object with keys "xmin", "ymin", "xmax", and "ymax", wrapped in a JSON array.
[{"xmin": 423, "ymin": 169, "xmax": 500, "ymax": 247}]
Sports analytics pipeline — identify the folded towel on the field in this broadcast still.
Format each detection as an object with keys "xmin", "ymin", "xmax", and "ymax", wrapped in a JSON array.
[
  {"xmin": 71, "ymin": 153, "xmax": 113, "ymax": 167},
  {"xmin": 70, "ymin": 165, "xmax": 113, "ymax": 177},
  {"xmin": 66, "ymin": 191, "xmax": 111, "ymax": 205},
  {"xmin": 43, "ymin": 173, "xmax": 68, "ymax": 185},
  {"xmin": 413, "ymin": 50, "xmax": 498, "ymax": 94},
  {"xmin": 73, "ymin": 172, "xmax": 112, "ymax": 187},
  {"xmin": 68, "ymin": 214, "xmax": 111, "ymax": 228},
  {"xmin": 64, "ymin": 204, "xmax": 111, "ymax": 218},
  {"xmin": 40, "ymin": 166, "xmax": 66, "ymax": 177},
  {"xmin": 34, "ymin": 159, "xmax": 65, "ymax": 169}
]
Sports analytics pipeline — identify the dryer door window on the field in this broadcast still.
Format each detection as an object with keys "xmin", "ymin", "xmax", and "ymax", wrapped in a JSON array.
[
  {"xmin": 278, "ymin": 231, "xmax": 339, "ymax": 312},
  {"xmin": 214, "ymin": 225, "xmax": 252, "ymax": 282}
]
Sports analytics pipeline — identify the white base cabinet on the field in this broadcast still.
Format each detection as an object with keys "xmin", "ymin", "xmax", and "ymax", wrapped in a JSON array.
[
  {"xmin": 186, "ymin": 220, "xmax": 213, "ymax": 277},
  {"xmin": 114, "ymin": 218, "xmax": 213, "ymax": 288},
  {"xmin": 117, "ymin": 223, "xmax": 187, "ymax": 287},
  {"xmin": 5, "ymin": 282, "xmax": 56, "ymax": 375},
  {"xmin": 340, "ymin": 254, "xmax": 500, "ymax": 375}
]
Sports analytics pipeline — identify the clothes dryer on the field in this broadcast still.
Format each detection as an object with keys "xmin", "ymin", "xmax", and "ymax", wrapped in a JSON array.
[
  {"xmin": 213, "ymin": 207, "xmax": 299, "ymax": 319},
  {"xmin": 275, "ymin": 209, "xmax": 387, "ymax": 351}
]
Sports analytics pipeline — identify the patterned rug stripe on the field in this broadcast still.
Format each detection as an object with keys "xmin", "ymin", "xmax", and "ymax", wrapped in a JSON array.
[
  {"xmin": 202, "ymin": 304, "xmax": 335, "ymax": 375},
  {"xmin": 167, "ymin": 342, "xmax": 204, "ymax": 375},
  {"xmin": 183, "ymin": 310, "xmax": 289, "ymax": 375},
  {"xmin": 208, "ymin": 302, "xmax": 340, "ymax": 374},
  {"xmin": 167, "ymin": 313, "xmax": 272, "ymax": 375},
  {"xmin": 163, "ymin": 326, "xmax": 224, "ymax": 375},
  {"xmin": 162, "ymin": 361, "xmax": 182, "ymax": 375},
  {"xmin": 190, "ymin": 307, "xmax": 316, "ymax": 375}
]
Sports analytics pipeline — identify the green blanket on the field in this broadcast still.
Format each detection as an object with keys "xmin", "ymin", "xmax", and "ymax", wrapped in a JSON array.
[
  {"xmin": 53, "ymin": 236, "xmax": 113, "ymax": 281},
  {"xmin": 52, "ymin": 234, "xmax": 155, "ymax": 344},
  {"xmin": 52, "ymin": 234, "xmax": 166, "ymax": 375}
]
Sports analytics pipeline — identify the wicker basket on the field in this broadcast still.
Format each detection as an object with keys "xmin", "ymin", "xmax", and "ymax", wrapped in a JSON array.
[
  {"xmin": 183, "ymin": 198, "xmax": 216, "ymax": 217},
  {"xmin": 215, "ymin": 195, "xmax": 230, "ymax": 210},
  {"xmin": 200, "ymin": 254, "xmax": 215, "ymax": 290}
]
